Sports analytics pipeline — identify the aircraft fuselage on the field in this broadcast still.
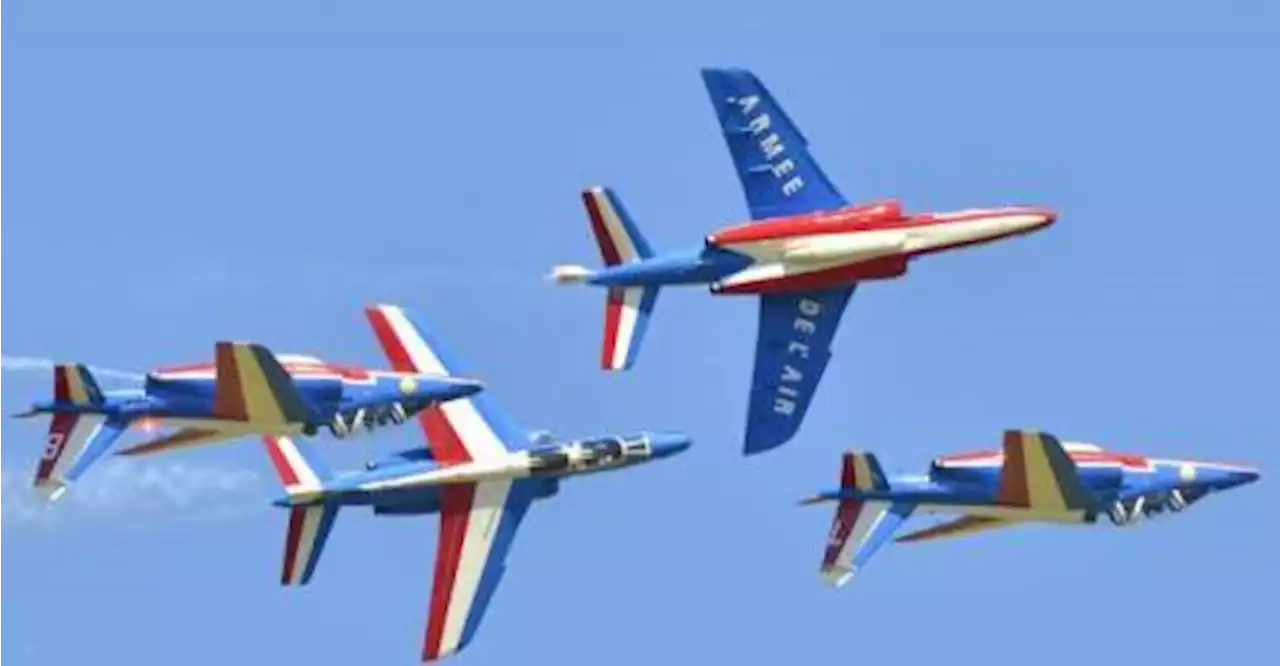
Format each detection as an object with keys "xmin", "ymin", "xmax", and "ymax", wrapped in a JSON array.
[
  {"xmin": 26, "ymin": 357, "xmax": 480, "ymax": 439},
  {"xmin": 277, "ymin": 431, "xmax": 693, "ymax": 510},
  {"xmin": 847, "ymin": 445, "xmax": 1259, "ymax": 525},
  {"xmin": 584, "ymin": 200, "xmax": 1055, "ymax": 295}
]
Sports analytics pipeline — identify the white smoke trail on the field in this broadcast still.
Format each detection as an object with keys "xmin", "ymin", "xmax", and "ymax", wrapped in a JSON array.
[
  {"xmin": 1, "ymin": 460, "xmax": 266, "ymax": 529},
  {"xmin": 0, "ymin": 354, "xmax": 144, "ymax": 382}
]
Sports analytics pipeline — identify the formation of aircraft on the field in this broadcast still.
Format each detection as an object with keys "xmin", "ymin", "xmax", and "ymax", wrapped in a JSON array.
[
  {"xmin": 16, "ymin": 66, "xmax": 1261, "ymax": 663},
  {"xmin": 552, "ymin": 67, "xmax": 1056, "ymax": 455},
  {"xmin": 804, "ymin": 429, "xmax": 1261, "ymax": 586},
  {"xmin": 264, "ymin": 304, "xmax": 691, "ymax": 661},
  {"xmin": 19, "ymin": 335, "xmax": 482, "ymax": 500}
]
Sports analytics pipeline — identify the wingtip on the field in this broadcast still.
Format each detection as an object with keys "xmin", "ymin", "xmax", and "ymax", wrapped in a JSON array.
[
  {"xmin": 34, "ymin": 481, "xmax": 68, "ymax": 502},
  {"xmin": 114, "ymin": 442, "xmax": 149, "ymax": 457},
  {"xmin": 820, "ymin": 566, "xmax": 855, "ymax": 588}
]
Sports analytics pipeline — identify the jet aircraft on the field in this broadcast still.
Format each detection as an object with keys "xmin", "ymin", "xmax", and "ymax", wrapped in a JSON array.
[
  {"xmin": 804, "ymin": 429, "xmax": 1260, "ymax": 586},
  {"xmin": 261, "ymin": 304, "xmax": 692, "ymax": 662},
  {"xmin": 19, "ymin": 333, "xmax": 483, "ymax": 500},
  {"xmin": 551, "ymin": 67, "xmax": 1057, "ymax": 454}
]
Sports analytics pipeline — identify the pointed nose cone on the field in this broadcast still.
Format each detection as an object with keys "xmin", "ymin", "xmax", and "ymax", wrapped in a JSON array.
[
  {"xmin": 1023, "ymin": 206, "xmax": 1057, "ymax": 229},
  {"xmin": 648, "ymin": 432, "xmax": 693, "ymax": 459},
  {"xmin": 1226, "ymin": 467, "xmax": 1261, "ymax": 489},
  {"xmin": 1199, "ymin": 465, "xmax": 1261, "ymax": 491},
  {"xmin": 414, "ymin": 375, "xmax": 485, "ymax": 404}
]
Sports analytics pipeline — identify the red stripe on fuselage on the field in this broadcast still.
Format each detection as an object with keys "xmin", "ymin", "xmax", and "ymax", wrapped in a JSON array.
[
  {"xmin": 717, "ymin": 256, "xmax": 907, "ymax": 295},
  {"xmin": 937, "ymin": 449, "xmax": 1152, "ymax": 469},
  {"xmin": 153, "ymin": 361, "xmax": 372, "ymax": 381},
  {"xmin": 423, "ymin": 483, "xmax": 477, "ymax": 661},
  {"xmin": 708, "ymin": 201, "xmax": 904, "ymax": 246},
  {"xmin": 584, "ymin": 191, "xmax": 623, "ymax": 266}
]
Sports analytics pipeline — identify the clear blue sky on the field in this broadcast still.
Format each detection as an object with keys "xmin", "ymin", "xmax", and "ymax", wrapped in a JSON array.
[{"xmin": 5, "ymin": 1, "xmax": 1279, "ymax": 664}]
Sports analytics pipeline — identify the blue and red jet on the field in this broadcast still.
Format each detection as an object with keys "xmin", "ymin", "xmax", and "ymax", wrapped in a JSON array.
[
  {"xmin": 803, "ymin": 429, "xmax": 1260, "ymax": 586},
  {"xmin": 262, "ymin": 304, "xmax": 692, "ymax": 662},
  {"xmin": 19, "ymin": 324, "xmax": 483, "ymax": 499},
  {"xmin": 552, "ymin": 68, "xmax": 1057, "ymax": 455}
]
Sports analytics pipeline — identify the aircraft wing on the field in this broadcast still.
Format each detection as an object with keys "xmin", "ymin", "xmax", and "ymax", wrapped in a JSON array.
[
  {"xmin": 896, "ymin": 515, "xmax": 1020, "ymax": 543},
  {"xmin": 744, "ymin": 286, "xmax": 856, "ymax": 454},
  {"xmin": 365, "ymin": 304, "xmax": 528, "ymax": 463},
  {"xmin": 701, "ymin": 67, "xmax": 847, "ymax": 220},
  {"xmin": 211, "ymin": 341, "xmax": 311, "ymax": 425},
  {"xmin": 996, "ymin": 430, "xmax": 1092, "ymax": 513},
  {"xmin": 116, "ymin": 426, "xmax": 236, "ymax": 457},
  {"xmin": 34, "ymin": 413, "xmax": 129, "ymax": 499},
  {"xmin": 423, "ymin": 478, "xmax": 539, "ymax": 661}
]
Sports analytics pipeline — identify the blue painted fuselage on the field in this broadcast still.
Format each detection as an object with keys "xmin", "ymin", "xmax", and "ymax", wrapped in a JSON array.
[
  {"xmin": 827, "ymin": 455, "xmax": 1260, "ymax": 522},
  {"xmin": 27, "ymin": 368, "xmax": 481, "ymax": 435},
  {"xmin": 583, "ymin": 246, "xmax": 751, "ymax": 289}
]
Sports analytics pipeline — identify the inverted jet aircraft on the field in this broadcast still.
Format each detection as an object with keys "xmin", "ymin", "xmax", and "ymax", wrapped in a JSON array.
[
  {"xmin": 551, "ymin": 68, "xmax": 1056, "ymax": 454},
  {"xmin": 261, "ymin": 304, "xmax": 692, "ymax": 662},
  {"xmin": 19, "ymin": 336, "xmax": 483, "ymax": 500},
  {"xmin": 804, "ymin": 429, "xmax": 1260, "ymax": 586}
]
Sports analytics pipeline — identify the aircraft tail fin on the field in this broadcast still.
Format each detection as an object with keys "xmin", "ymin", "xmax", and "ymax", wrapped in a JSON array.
[
  {"xmin": 801, "ymin": 451, "xmax": 912, "ymax": 587},
  {"xmin": 212, "ymin": 342, "xmax": 311, "ymax": 426},
  {"xmin": 55, "ymin": 363, "xmax": 106, "ymax": 407},
  {"xmin": 581, "ymin": 186, "xmax": 653, "ymax": 266},
  {"xmin": 30, "ymin": 364, "xmax": 128, "ymax": 500},
  {"xmin": 548, "ymin": 186, "xmax": 662, "ymax": 371},
  {"xmin": 263, "ymin": 436, "xmax": 339, "ymax": 586}
]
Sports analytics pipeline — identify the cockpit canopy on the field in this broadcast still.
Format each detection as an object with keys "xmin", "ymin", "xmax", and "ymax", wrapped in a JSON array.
[{"xmin": 579, "ymin": 435, "xmax": 652, "ymax": 460}]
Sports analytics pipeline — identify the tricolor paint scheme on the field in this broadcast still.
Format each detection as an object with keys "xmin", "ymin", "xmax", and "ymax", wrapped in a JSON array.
[
  {"xmin": 803, "ymin": 430, "xmax": 1260, "ymax": 587},
  {"xmin": 551, "ymin": 67, "xmax": 1056, "ymax": 455},
  {"xmin": 18, "ymin": 330, "xmax": 484, "ymax": 500},
  {"xmin": 263, "ymin": 304, "xmax": 692, "ymax": 662}
]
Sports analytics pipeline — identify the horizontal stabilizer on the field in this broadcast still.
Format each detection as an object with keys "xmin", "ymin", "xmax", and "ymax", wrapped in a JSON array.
[
  {"xmin": 813, "ymin": 452, "xmax": 911, "ymax": 587},
  {"xmin": 33, "ymin": 413, "xmax": 126, "ymax": 500},
  {"xmin": 601, "ymin": 286, "xmax": 659, "ymax": 371},
  {"xmin": 281, "ymin": 502, "xmax": 340, "ymax": 586}
]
